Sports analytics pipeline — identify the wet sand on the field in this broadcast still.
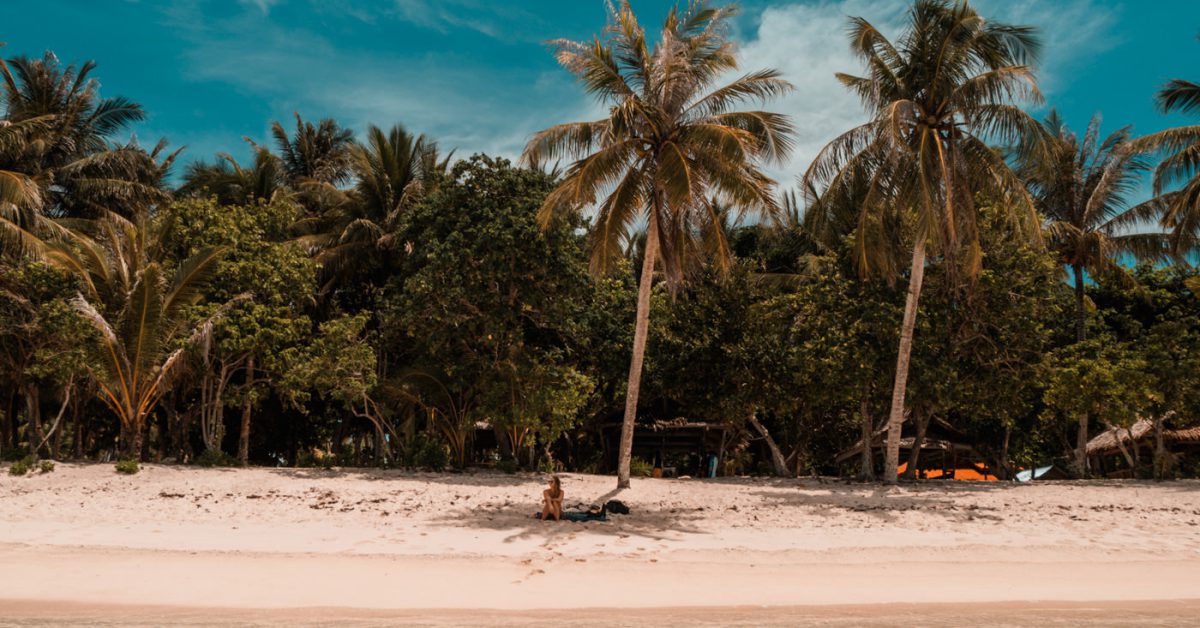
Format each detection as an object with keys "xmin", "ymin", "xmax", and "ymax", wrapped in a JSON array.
[{"xmin": 4, "ymin": 600, "xmax": 1200, "ymax": 628}]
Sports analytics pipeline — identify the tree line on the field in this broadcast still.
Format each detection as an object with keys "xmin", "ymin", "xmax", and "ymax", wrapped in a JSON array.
[{"xmin": 2, "ymin": 0, "xmax": 1199, "ymax": 484}]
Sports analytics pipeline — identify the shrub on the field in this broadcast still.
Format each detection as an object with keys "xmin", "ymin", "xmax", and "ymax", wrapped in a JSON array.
[
  {"xmin": 410, "ymin": 433, "xmax": 449, "ymax": 472},
  {"xmin": 38, "ymin": 460, "xmax": 55, "ymax": 473},
  {"xmin": 115, "ymin": 459, "xmax": 140, "ymax": 475},
  {"xmin": 630, "ymin": 456, "xmax": 653, "ymax": 478},
  {"xmin": 8, "ymin": 459, "xmax": 30, "ymax": 476},
  {"xmin": 195, "ymin": 449, "xmax": 240, "ymax": 468},
  {"xmin": 496, "ymin": 458, "xmax": 518, "ymax": 474}
]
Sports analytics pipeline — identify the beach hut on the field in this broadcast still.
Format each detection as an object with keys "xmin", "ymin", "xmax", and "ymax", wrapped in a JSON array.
[
  {"xmin": 1086, "ymin": 417, "xmax": 1200, "ymax": 477},
  {"xmin": 836, "ymin": 416, "xmax": 997, "ymax": 480}
]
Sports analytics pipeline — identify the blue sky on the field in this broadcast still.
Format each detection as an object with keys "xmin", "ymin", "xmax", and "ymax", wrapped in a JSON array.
[{"xmin": 5, "ymin": 0, "xmax": 1200, "ymax": 193}]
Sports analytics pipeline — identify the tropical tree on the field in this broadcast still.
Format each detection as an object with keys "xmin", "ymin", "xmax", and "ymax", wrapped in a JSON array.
[
  {"xmin": 302, "ymin": 124, "xmax": 448, "ymax": 297},
  {"xmin": 0, "ymin": 51, "xmax": 145, "ymax": 168},
  {"xmin": 802, "ymin": 0, "xmax": 1042, "ymax": 483},
  {"xmin": 522, "ymin": 0, "xmax": 794, "ymax": 488},
  {"xmin": 1132, "ymin": 45, "xmax": 1200, "ymax": 252},
  {"xmin": 1018, "ymin": 111, "xmax": 1167, "ymax": 474},
  {"xmin": 1020, "ymin": 111, "xmax": 1166, "ymax": 341},
  {"xmin": 270, "ymin": 113, "xmax": 354, "ymax": 186},
  {"xmin": 43, "ymin": 211, "xmax": 233, "ymax": 458},
  {"xmin": 178, "ymin": 147, "xmax": 287, "ymax": 207}
]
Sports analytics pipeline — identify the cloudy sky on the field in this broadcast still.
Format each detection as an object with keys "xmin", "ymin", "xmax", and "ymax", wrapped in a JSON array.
[{"xmin": 6, "ymin": 0, "xmax": 1200, "ymax": 192}]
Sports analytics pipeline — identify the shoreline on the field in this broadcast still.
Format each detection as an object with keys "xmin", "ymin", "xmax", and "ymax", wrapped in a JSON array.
[{"xmin": 5, "ymin": 599, "xmax": 1200, "ymax": 628}]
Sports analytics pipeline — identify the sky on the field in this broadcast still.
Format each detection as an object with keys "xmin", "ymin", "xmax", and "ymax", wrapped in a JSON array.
[{"xmin": 5, "ymin": 0, "xmax": 1200, "ymax": 194}]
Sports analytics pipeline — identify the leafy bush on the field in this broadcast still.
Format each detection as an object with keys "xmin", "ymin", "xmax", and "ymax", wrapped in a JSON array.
[
  {"xmin": 410, "ymin": 433, "xmax": 449, "ymax": 471},
  {"xmin": 38, "ymin": 460, "xmax": 55, "ymax": 473},
  {"xmin": 8, "ymin": 458, "xmax": 31, "ymax": 476},
  {"xmin": 630, "ymin": 456, "xmax": 653, "ymax": 478},
  {"xmin": 496, "ymin": 458, "xmax": 518, "ymax": 474},
  {"xmin": 195, "ymin": 449, "xmax": 240, "ymax": 468},
  {"xmin": 114, "ymin": 458, "xmax": 139, "ymax": 474}
]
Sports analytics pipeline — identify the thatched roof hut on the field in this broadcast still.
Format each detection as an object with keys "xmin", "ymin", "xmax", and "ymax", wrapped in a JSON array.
[{"xmin": 1086, "ymin": 418, "xmax": 1200, "ymax": 458}]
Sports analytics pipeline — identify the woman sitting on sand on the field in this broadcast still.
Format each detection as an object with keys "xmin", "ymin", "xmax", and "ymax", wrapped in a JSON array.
[{"xmin": 540, "ymin": 476, "xmax": 564, "ymax": 521}]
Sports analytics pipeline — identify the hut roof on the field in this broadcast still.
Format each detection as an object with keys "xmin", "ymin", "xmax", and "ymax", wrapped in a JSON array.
[
  {"xmin": 1086, "ymin": 418, "xmax": 1200, "ymax": 456},
  {"xmin": 834, "ymin": 416, "xmax": 972, "ymax": 464}
]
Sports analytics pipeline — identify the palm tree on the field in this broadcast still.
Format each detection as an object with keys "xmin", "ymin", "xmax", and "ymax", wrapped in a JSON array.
[
  {"xmin": 43, "ymin": 211, "xmax": 233, "ymax": 458},
  {"xmin": 270, "ymin": 113, "xmax": 354, "ymax": 186},
  {"xmin": 301, "ymin": 124, "xmax": 449, "ymax": 295},
  {"xmin": 522, "ymin": 0, "xmax": 794, "ymax": 488},
  {"xmin": 1018, "ymin": 111, "xmax": 1168, "ymax": 474},
  {"xmin": 178, "ymin": 146, "xmax": 287, "ymax": 206},
  {"xmin": 802, "ymin": 0, "xmax": 1042, "ymax": 484},
  {"xmin": 0, "ymin": 51, "xmax": 146, "ymax": 169},
  {"xmin": 1131, "ymin": 43, "xmax": 1200, "ymax": 252}
]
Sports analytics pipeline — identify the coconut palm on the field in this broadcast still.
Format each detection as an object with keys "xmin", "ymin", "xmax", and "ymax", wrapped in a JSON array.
[
  {"xmin": 1019, "ymin": 111, "xmax": 1168, "ymax": 474},
  {"xmin": 0, "ymin": 51, "xmax": 146, "ymax": 168},
  {"xmin": 1021, "ymin": 112, "xmax": 1168, "ymax": 341},
  {"xmin": 1131, "ymin": 47, "xmax": 1200, "ymax": 252},
  {"xmin": 270, "ymin": 113, "xmax": 354, "ymax": 187},
  {"xmin": 178, "ymin": 146, "xmax": 287, "ymax": 206},
  {"xmin": 522, "ymin": 0, "xmax": 794, "ymax": 488},
  {"xmin": 43, "ymin": 210, "xmax": 233, "ymax": 458},
  {"xmin": 301, "ymin": 124, "xmax": 449, "ymax": 295},
  {"xmin": 802, "ymin": 0, "xmax": 1042, "ymax": 483}
]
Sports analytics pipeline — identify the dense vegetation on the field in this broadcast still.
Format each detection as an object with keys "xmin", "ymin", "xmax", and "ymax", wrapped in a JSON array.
[{"xmin": 2, "ymin": 0, "xmax": 1199, "ymax": 482}]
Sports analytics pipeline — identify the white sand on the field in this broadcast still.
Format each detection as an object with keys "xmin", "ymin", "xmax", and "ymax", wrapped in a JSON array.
[{"xmin": 2, "ymin": 464, "xmax": 1199, "ymax": 612}]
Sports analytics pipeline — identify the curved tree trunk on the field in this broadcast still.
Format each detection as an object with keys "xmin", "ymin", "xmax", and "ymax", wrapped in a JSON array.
[
  {"xmin": 616, "ymin": 216, "xmax": 659, "ymax": 489},
  {"xmin": 748, "ymin": 412, "xmax": 788, "ymax": 477},
  {"xmin": 884, "ymin": 237, "xmax": 927, "ymax": 484},
  {"xmin": 859, "ymin": 396, "xmax": 875, "ymax": 481}
]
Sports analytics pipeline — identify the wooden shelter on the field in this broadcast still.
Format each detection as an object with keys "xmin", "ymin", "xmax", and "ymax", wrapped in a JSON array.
[
  {"xmin": 836, "ymin": 415, "xmax": 996, "ymax": 480},
  {"xmin": 1086, "ymin": 418, "xmax": 1200, "ymax": 477}
]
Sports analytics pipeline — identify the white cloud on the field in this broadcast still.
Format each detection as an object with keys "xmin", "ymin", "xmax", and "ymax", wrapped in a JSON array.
[{"xmin": 239, "ymin": 0, "xmax": 281, "ymax": 15}]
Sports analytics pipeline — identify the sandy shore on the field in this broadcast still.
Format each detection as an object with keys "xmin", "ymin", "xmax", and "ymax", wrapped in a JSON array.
[{"xmin": 2, "ymin": 464, "xmax": 1200, "ymax": 618}]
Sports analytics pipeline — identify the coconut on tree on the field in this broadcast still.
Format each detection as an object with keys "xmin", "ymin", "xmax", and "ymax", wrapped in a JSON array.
[
  {"xmin": 522, "ymin": 0, "xmax": 794, "ymax": 488},
  {"xmin": 802, "ymin": 0, "xmax": 1043, "ymax": 483}
]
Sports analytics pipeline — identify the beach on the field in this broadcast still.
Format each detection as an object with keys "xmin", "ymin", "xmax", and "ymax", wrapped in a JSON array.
[{"xmin": 2, "ymin": 464, "xmax": 1200, "ymax": 624}]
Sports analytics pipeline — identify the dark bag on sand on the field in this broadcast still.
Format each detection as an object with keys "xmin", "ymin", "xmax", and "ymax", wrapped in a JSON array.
[{"xmin": 605, "ymin": 500, "xmax": 631, "ymax": 515}]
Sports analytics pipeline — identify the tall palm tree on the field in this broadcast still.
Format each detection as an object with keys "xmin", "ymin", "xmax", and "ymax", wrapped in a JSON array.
[
  {"xmin": 522, "ymin": 0, "xmax": 794, "ymax": 488},
  {"xmin": 1131, "ymin": 43, "xmax": 1200, "ymax": 252},
  {"xmin": 270, "ymin": 113, "xmax": 354, "ymax": 186},
  {"xmin": 1019, "ymin": 111, "xmax": 1167, "ymax": 474},
  {"xmin": 802, "ymin": 0, "xmax": 1042, "ymax": 484},
  {"xmin": 301, "ymin": 124, "xmax": 449, "ymax": 294},
  {"xmin": 43, "ymin": 210, "xmax": 232, "ymax": 458}
]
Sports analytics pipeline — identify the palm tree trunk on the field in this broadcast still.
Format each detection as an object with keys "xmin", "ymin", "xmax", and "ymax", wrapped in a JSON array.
[
  {"xmin": 616, "ymin": 216, "xmax": 659, "ymax": 489},
  {"xmin": 884, "ymin": 237, "xmax": 927, "ymax": 484},
  {"xmin": 1071, "ymin": 264, "xmax": 1090, "ymax": 477},
  {"xmin": 859, "ymin": 396, "xmax": 874, "ymax": 481},
  {"xmin": 1072, "ymin": 264, "xmax": 1087, "ymax": 342},
  {"xmin": 747, "ymin": 412, "xmax": 788, "ymax": 477},
  {"xmin": 238, "ymin": 356, "xmax": 254, "ymax": 466}
]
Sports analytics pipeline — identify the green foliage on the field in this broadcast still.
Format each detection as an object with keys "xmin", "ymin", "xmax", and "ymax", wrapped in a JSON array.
[
  {"xmin": 8, "ymin": 458, "xmax": 31, "ymax": 476},
  {"xmin": 408, "ymin": 432, "xmax": 449, "ymax": 472},
  {"xmin": 114, "ymin": 459, "xmax": 140, "ymax": 475},
  {"xmin": 38, "ymin": 459, "xmax": 54, "ymax": 473},
  {"xmin": 629, "ymin": 456, "xmax": 653, "ymax": 478},
  {"xmin": 195, "ymin": 449, "xmax": 240, "ymax": 468},
  {"xmin": 1042, "ymin": 336, "xmax": 1154, "ymax": 430}
]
